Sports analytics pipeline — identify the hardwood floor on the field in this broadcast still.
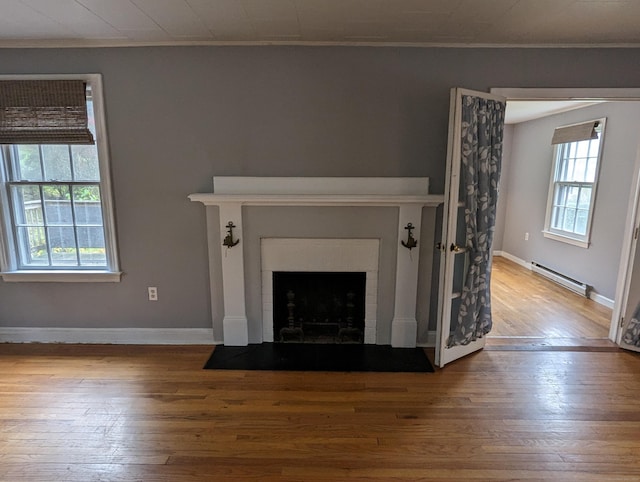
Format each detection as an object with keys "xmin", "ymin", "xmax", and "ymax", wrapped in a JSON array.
[
  {"xmin": 1, "ymin": 343, "xmax": 640, "ymax": 481},
  {"xmin": 490, "ymin": 256, "xmax": 613, "ymax": 340}
]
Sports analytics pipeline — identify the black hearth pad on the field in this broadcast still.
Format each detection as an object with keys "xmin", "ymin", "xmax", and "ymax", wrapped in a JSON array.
[{"xmin": 203, "ymin": 343, "xmax": 434, "ymax": 372}]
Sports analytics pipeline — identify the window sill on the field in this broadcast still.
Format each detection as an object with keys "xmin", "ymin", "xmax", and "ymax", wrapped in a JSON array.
[
  {"xmin": 542, "ymin": 230, "xmax": 590, "ymax": 249},
  {"xmin": 0, "ymin": 270, "xmax": 122, "ymax": 282}
]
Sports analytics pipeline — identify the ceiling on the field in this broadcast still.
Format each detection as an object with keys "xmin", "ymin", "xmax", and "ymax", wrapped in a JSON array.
[
  {"xmin": 1, "ymin": 0, "xmax": 640, "ymax": 48},
  {"xmin": 504, "ymin": 100, "xmax": 604, "ymax": 124}
]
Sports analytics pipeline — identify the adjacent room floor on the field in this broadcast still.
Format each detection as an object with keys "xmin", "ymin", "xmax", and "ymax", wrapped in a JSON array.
[{"xmin": 488, "ymin": 256, "xmax": 614, "ymax": 349}]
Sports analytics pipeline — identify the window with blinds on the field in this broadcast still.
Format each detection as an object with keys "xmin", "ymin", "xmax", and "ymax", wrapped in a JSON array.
[
  {"xmin": 543, "ymin": 118, "xmax": 606, "ymax": 248},
  {"xmin": 0, "ymin": 75, "xmax": 120, "ymax": 282}
]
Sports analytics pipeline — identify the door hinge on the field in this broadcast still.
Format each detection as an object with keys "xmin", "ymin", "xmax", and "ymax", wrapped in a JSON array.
[
  {"xmin": 620, "ymin": 316, "xmax": 625, "ymax": 327},
  {"xmin": 634, "ymin": 227, "xmax": 639, "ymax": 240}
]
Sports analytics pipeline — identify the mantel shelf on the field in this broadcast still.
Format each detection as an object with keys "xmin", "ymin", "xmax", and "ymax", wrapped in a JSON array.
[{"xmin": 188, "ymin": 193, "xmax": 444, "ymax": 207}]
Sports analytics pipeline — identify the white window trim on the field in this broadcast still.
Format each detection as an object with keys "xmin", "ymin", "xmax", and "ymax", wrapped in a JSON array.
[
  {"xmin": 542, "ymin": 117, "xmax": 606, "ymax": 249},
  {"xmin": 0, "ymin": 73, "xmax": 121, "ymax": 282},
  {"xmin": 541, "ymin": 229, "xmax": 590, "ymax": 248}
]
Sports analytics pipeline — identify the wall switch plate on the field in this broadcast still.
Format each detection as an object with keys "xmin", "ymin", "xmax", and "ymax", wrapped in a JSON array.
[
  {"xmin": 525, "ymin": 232, "xmax": 529, "ymax": 241},
  {"xmin": 148, "ymin": 287, "xmax": 158, "ymax": 301}
]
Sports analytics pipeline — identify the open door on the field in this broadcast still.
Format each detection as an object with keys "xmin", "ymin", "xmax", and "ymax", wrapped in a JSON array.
[
  {"xmin": 435, "ymin": 88, "xmax": 507, "ymax": 367},
  {"xmin": 611, "ymin": 124, "xmax": 640, "ymax": 353},
  {"xmin": 617, "ymin": 212, "xmax": 640, "ymax": 353}
]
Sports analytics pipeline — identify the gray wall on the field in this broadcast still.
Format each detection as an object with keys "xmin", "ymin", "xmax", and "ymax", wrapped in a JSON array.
[
  {"xmin": 493, "ymin": 124, "xmax": 514, "ymax": 252},
  {"xmin": 499, "ymin": 102, "xmax": 640, "ymax": 299},
  {"xmin": 0, "ymin": 46, "xmax": 639, "ymax": 330}
]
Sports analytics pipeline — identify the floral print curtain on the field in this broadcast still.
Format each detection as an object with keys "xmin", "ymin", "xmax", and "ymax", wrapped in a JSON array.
[
  {"xmin": 622, "ymin": 302, "xmax": 640, "ymax": 347},
  {"xmin": 447, "ymin": 94, "xmax": 506, "ymax": 347}
]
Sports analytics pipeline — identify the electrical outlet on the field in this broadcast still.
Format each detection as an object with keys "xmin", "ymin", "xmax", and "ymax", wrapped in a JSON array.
[
  {"xmin": 148, "ymin": 287, "xmax": 158, "ymax": 301},
  {"xmin": 525, "ymin": 232, "xmax": 529, "ymax": 241}
]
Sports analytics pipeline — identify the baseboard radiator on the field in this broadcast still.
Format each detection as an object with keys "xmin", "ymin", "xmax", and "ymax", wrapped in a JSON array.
[{"xmin": 530, "ymin": 262, "xmax": 591, "ymax": 298}]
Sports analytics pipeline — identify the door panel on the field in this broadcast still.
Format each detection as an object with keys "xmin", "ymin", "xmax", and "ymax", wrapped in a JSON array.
[
  {"xmin": 618, "ymin": 221, "xmax": 640, "ymax": 353},
  {"xmin": 435, "ymin": 88, "xmax": 506, "ymax": 367}
]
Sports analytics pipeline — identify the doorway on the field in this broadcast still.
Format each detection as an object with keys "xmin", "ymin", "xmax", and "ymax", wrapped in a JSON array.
[{"xmin": 487, "ymin": 89, "xmax": 640, "ymax": 348}]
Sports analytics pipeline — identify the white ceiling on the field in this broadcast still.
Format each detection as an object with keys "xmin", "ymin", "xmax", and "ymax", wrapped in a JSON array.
[
  {"xmin": 1, "ymin": 0, "xmax": 640, "ymax": 48},
  {"xmin": 504, "ymin": 100, "xmax": 604, "ymax": 124}
]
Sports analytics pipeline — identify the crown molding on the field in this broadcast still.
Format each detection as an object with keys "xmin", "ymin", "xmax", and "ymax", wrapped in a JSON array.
[{"xmin": 1, "ymin": 39, "xmax": 640, "ymax": 49}]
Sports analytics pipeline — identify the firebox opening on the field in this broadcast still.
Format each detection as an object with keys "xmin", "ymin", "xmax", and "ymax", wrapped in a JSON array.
[{"xmin": 273, "ymin": 271, "xmax": 366, "ymax": 344}]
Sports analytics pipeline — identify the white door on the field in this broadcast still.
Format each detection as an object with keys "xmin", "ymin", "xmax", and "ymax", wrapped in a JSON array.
[
  {"xmin": 611, "ymin": 125, "xmax": 640, "ymax": 353},
  {"xmin": 435, "ymin": 88, "xmax": 507, "ymax": 368},
  {"xmin": 617, "ymin": 217, "xmax": 640, "ymax": 353}
]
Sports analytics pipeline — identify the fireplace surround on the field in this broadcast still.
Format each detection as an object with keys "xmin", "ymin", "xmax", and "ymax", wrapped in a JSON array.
[
  {"xmin": 190, "ymin": 177, "xmax": 444, "ymax": 347},
  {"xmin": 262, "ymin": 238, "xmax": 379, "ymax": 344}
]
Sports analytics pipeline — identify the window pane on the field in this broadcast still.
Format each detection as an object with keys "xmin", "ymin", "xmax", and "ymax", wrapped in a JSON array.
[
  {"xmin": 563, "ymin": 208, "xmax": 576, "ymax": 232},
  {"xmin": 42, "ymin": 145, "xmax": 72, "ymax": 181},
  {"xmin": 11, "ymin": 185, "xmax": 42, "ymax": 225},
  {"xmin": 17, "ymin": 226, "xmax": 48, "ymax": 266},
  {"xmin": 15, "ymin": 145, "xmax": 42, "ymax": 181},
  {"xmin": 71, "ymin": 144, "xmax": 100, "ymax": 181},
  {"xmin": 48, "ymin": 226, "xmax": 78, "ymax": 266},
  {"xmin": 551, "ymin": 206, "xmax": 564, "ymax": 230},
  {"xmin": 575, "ymin": 210, "xmax": 589, "ymax": 235},
  {"xmin": 554, "ymin": 185, "xmax": 568, "ymax": 207},
  {"xmin": 77, "ymin": 226, "xmax": 106, "ymax": 266},
  {"xmin": 574, "ymin": 158, "xmax": 587, "ymax": 182},
  {"xmin": 87, "ymin": 98, "xmax": 97, "ymax": 134},
  {"xmin": 43, "ymin": 185, "xmax": 72, "ymax": 225},
  {"xmin": 576, "ymin": 139, "xmax": 590, "ymax": 158},
  {"xmin": 566, "ymin": 186, "xmax": 580, "ymax": 208},
  {"xmin": 588, "ymin": 137, "xmax": 601, "ymax": 158},
  {"xmin": 586, "ymin": 158, "xmax": 597, "ymax": 182},
  {"xmin": 565, "ymin": 142, "xmax": 575, "ymax": 159},
  {"xmin": 578, "ymin": 187, "xmax": 592, "ymax": 210},
  {"xmin": 556, "ymin": 153, "xmax": 567, "ymax": 181},
  {"xmin": 558, "ymin": 158, "xmax": 574, "ymax": 182},
  {"xmin": 72, "ymin": 186, "xmax": 103, "ymax": 226}
]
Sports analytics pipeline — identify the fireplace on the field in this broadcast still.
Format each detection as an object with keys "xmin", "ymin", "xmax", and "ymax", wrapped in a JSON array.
[
  {"xmin": 261, "ymin": 238, "xmax": 379, "ymax": 344},
  {"xmin": 189, "ymin": 176, "xmax": 444, "ymax": 347},
  {"xmin": 273, "ymin": 271, "xmax": 365, "ymax": 343}
]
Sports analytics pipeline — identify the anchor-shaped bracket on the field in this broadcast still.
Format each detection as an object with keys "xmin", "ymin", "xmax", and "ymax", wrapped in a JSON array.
[
  {"xmin": 401, "ymin": 222, "xmax": 418, "ymax": 250},
  {"xmin": 222, "ymin": 221, "xmax": 240, "ymax": 248}
]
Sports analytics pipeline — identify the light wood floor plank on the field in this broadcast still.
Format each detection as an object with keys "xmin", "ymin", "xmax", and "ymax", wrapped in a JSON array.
[
  {"xmin": 490, "ymin": 256, "xmax": 613, "ymax": 339},
  {"xmin": 1, "ymin": 344, "xmax": 640, "ymax": 480}
]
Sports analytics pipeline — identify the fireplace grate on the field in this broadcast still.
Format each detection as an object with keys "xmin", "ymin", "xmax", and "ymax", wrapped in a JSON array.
[{"xmin": 273, "ymin": 271, "xmax": 365, "ymax": 344}]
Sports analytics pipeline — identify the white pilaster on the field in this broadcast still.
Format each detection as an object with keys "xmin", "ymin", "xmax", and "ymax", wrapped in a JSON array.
[
  {"xmin": 219, "ymin": 202, "xmax": 248, "ymax": 346},
  {"xmin": 391, "ymin": 205, "xmax": 422, "ymax": 347}
]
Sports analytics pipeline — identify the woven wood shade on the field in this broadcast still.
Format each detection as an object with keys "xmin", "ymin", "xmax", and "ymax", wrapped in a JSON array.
[
  {"xmin": 551, "ymin": 120, "xmax": 599, "ymax": 145},
  {"xmin": 0, "ymin": 80, "xmax": 95, "ymax": 145}
]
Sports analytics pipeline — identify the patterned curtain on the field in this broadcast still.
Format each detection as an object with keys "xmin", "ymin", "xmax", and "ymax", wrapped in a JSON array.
[
  {"xmin": 622, "ymin": 302, "xmax": 640, "ymax": 347},
  {"xmin": 447, "ymin": 94, "xmax": 506, "ymax": 347}
]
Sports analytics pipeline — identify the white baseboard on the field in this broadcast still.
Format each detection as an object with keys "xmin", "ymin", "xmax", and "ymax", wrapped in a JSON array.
[
  {"xmin": 494, "ymin": 251, "xmax": 615, "ymax": 309},
  {"xmin": 589, "ymin": 292, "xmax": 615, "ymax": 309},
  {"xmin": 0, "ymin": 327, "xmax": 216, "ymax": 345},
  {"xmin": 417, "ymin": 330, "xmax": 437, "ymax": 348},
  {"xmin": 493, "ymin": 250, "xmax": 531, "ymax": 270}
]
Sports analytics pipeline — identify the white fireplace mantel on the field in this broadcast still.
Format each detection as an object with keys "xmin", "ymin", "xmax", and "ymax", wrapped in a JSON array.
[{"xmin": 189, "ymin": 177, "xmax": 444, "ymax": 347}]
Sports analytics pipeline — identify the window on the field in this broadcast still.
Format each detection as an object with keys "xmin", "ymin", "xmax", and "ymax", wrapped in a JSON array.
[
  {"xmin": 543, "ymin": 118, "xmax": 606, "ymax": 248},
  {"xmin": 0, "ymin": 74, "xmax": 120, "ymax": 282}
]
